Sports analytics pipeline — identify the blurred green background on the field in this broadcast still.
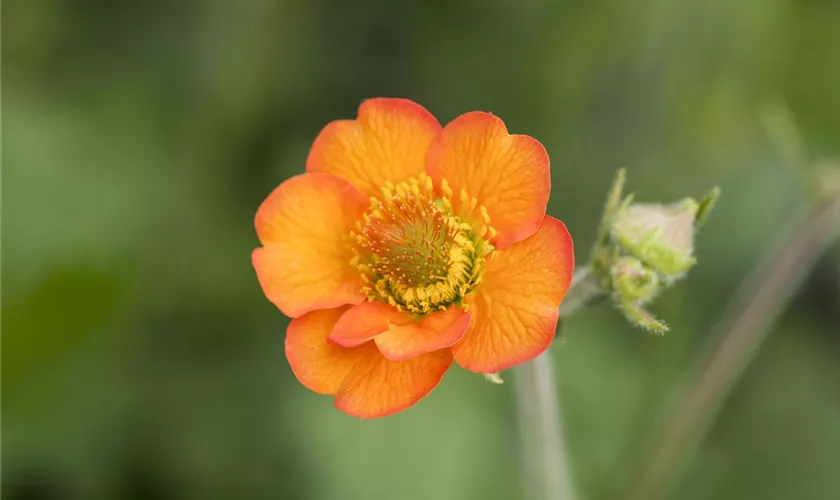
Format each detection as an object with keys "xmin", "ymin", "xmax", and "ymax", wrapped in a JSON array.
[{"xmin": 3, "ymin": 0, "xmax": 840, "ymax": 499}]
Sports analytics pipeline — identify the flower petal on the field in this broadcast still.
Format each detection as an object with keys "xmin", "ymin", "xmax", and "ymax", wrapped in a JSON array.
[
  {"xmin": 452, "ymin": 216, "xmax": 574, "ymax": 373},
  {"xmin": 375, "ymin": 307, "xmax": 471, "ymax": 361},
  {"xmin": 329, "ymin": 301, "xmax": 405, "ymax": 348},
  {"xmin": 330, "ymin": 302, "xmax": 471, "ymax": 361},
  {"xmin": 426, "ymin": 112, "xmax": 550, "ymax": 249},
  {"xmin": 306, "ymin": 98, "xmax": 441, "ymax": 197},
  {"xmin": 252, "ymin": 173, "xmax": 367, "ymax": 318},
  {"xmin": 335, "ymin": 348, "xmax": 453, "ymax": 419},
  {"xmin": 286, "ymin": 307, "xmax": 375, "ymax": 395}
]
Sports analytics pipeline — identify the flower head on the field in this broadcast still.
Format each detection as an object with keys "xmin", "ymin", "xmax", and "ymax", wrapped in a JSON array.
[{"xmin": 252, "ymin": 98, "xmax": 574, "ymax": 418}]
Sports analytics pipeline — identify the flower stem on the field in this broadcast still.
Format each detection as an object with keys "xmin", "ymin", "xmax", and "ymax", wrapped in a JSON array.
[
  {"xmin": 560, "ymin": 268, "xmax": 604, "ymax": 317},
  {"xmin": 513, "ymin": 268, "xmax": 601, "ymax": 500},
  {"xmin": 514, "ymin": 351, "xmax": 575, "ymax": 500}
]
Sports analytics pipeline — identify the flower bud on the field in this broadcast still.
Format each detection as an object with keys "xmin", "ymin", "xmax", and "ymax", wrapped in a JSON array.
[
  {"xmin": 611, "ymin": 256, "xmax": 660, "ymax": 303},
  {"xmin": 587, "ymin": 169, "xmax": 719, "ymax": 334},
  {"xmin": 611, "ymin": 198, "xmax": 699, "ymax": 281}
]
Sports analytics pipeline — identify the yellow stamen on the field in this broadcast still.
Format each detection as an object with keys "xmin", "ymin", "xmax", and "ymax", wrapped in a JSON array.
[{"xmin": 351, "ymin": 174, "xmax": 495, "ymax": 314}]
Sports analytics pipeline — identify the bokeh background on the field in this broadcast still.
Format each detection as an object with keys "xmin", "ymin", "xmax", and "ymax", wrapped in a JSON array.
[{"xmin": 4, "ymin": 0, "xmax": 840, "ymax": 499}]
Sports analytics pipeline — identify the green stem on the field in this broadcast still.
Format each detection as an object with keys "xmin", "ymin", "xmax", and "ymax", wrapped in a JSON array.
[
  {"xmin": 561, "ymin": 268, "xmax": 604, "ymax": 317},
  {"xmin": 513, "ymin": 268, "xmax": 603, "ymax": 500}
]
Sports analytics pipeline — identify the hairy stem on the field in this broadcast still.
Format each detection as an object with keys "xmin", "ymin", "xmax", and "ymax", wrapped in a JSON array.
[
  {"xmin": 625, "ymin": 195, "xmax": 840, "ymax": 500},
  {"xmin": 513, "ymin": 268, "xmax": 602, "ymax": 500}
]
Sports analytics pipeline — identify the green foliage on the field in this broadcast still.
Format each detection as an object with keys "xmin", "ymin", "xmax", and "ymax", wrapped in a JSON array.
[{"xmin": 2, "ymin": 267, "xmax": 124, "ymax": 385}]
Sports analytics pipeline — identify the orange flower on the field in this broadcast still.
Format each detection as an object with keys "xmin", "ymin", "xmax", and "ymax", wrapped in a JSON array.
[{"xmin": 252, "ymin": 98, "xmax": 574, "ymax": 418}]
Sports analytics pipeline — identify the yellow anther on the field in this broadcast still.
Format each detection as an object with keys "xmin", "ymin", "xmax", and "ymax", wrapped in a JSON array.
[
  {"xmin": 441, "ymin": 178, "xmax": 453, "ymax": 198},
  {"xmin": 480, "ymin": 205, "xmax": 491, "ymax": 223}
]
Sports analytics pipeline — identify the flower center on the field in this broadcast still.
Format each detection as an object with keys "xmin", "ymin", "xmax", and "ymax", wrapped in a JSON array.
[{"xmin": 352, "ymin": 174, "xmax": 495, "ymax": 314}]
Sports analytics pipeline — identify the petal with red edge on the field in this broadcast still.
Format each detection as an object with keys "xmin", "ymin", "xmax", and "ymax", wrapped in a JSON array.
[
  {"xmin": 375, "ymin": 307, "xmax": 471, "ymax": 361},
  {"xmin": 286, "ymin": 307, "xmax": 376, "ymax": 395},
  {"xmin": 252, "ymin": 173, "xmax": 367, "ymax": 318},
  {"xmin": 426, "ymin": 112, "xmax": 550, "ymax": 249},
  {"xmin": 329, "ymin": 301, "xmax": 407, "ymax": 348},
  {"xmin": 306, "ymin": 98, "xmax": 441, "ymax": 197},
  {"xmin": 335, "ymin": 348, "xmax": 453, "ymax": 418},
  {"xmin": 452, "ymin": 216, "xmax": 574, "ymax": 373}
]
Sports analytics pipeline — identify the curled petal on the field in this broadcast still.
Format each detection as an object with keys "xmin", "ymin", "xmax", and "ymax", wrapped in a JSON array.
[
  {"xmin": 375, "ymin": 307, "xmax": 471, "ymax": 361},
  {"xmin": 330, "ymin": 302, "xmax": 471, "ymax": 361},
  {"xmin": 329, "ymin": 301, "xmax": 406, "ymax": 348}
]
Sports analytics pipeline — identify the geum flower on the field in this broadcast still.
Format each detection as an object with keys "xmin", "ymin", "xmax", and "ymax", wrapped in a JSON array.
[{"xmin": 252, "ymin": 98, "xmax": 574, "ymax": 418}]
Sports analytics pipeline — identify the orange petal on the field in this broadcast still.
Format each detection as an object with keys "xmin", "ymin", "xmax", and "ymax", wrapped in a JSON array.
[
  {"xmin": 286, "ymin": 307, "xmax": 376, "ymax": 395},
  {"xmin": 306, "ymin": 98, "xmax": 441, "ymax": 197},
  {"xmin": 287, "ymin": 306, "xmax": 453, "ymax": 418},
  {"xmin": 252, "ymin": 173, "xmax": 367, "ymax": 318},
  {"xmin": 452, "ymin": 216, "xmax": 574, "ymax": 372},
  {"xmin": 335, "ymin": 348, "xmax": 453, "ymax": 418},
  {"xmin": 330, "ymin": 302, "xmax": 471, "ymax": 361},
  {"xmin": 426, "ymin": 112, "xmax": 550, "ymax": 249},
  {"xmin": 375, "ymin": 307, "xmax": 471, "ymax": 361},
  {"xmin": 329, "ymin": 301, "xmax": 406, "ymax": 348}
]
